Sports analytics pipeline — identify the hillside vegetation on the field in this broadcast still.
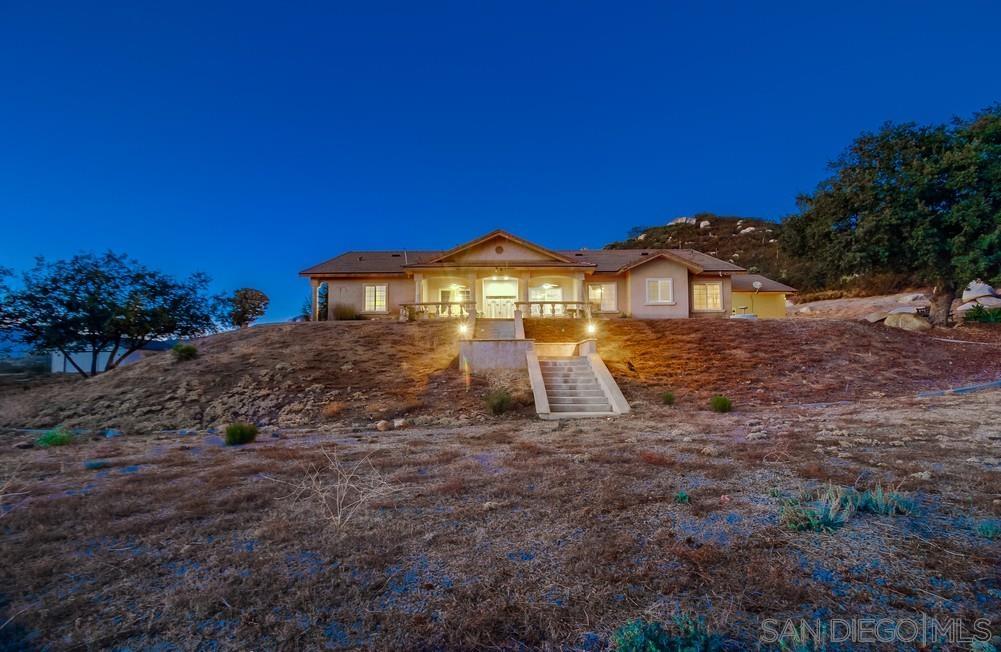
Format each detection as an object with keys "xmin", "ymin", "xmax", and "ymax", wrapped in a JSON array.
[
  {"xmin": 3, "ymin": 320, "xmax": 1000, "ymax": 432},
  {"xmin": 605, "ymin": 213, "xmax": 792, "ymax": 282}
]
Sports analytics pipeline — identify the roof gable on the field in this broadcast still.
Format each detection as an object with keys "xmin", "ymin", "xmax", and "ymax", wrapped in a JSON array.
[
  {"xmin": 617, "ymin": 250, "xmax": 705, "ymax": 274},
  {"xmin": 420, "ymin": 230, "xmax": 575, "ymax": 265}
]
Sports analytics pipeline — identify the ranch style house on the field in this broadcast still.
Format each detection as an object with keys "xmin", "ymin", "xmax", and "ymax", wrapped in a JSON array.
[{"xmin": 300, "ymin": 230, "xmax": 795, "ymax": 321}]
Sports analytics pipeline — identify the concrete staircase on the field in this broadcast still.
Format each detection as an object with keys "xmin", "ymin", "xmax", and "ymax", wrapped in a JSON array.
[
  {"xmin": 474, "ymin": 319, "xmax": 515, "ymax": 340},
  {"xmin": 539, "ymin": 356, "xmax": 614, "ymax": 415}
]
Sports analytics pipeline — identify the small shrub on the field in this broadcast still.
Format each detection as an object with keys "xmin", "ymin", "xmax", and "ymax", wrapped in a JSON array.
[
  {"xmin": 964, "ymin": 305, "xmax": 1001, "ymax": 324},
  {"xmin": 780, "ymin": 486, "xmax": 855, "ymax": 532},
  {"xmin": 709, "ymin": 395, "xmax": 733, "ymax": 413},
  {"xmin": 485, "ymin": 389, "xmax": 513, "ymax": 415},
  {"xmin": 224, "ymin": 422, "xmax": 258, "ymax": 446},
  {"xmin": 857, "ymin": 484, "xmax": 914, "ymax": 515},
  {"xmin": 976, "ymin": 520, "xmax": 1001, "ymax": 540},
  {"xmin": 36, "ymin": 426, "xmax": 73, "ymax": 448},
  {"xmin": 674, "ymin": 490, "xmax": 690, "ymax": 504},
  {"xmin": 331, "ymin": 303, "xmax": 363, "ymax": 320},
  {"xmin": 171, "ymin": 343, "xmax": 198, "ymax": 361},
  {"xmin": 660, "ymin": 391, "xmax": 675, "ymax": 406},
  {"xmin": 612, "ymin": 615, "xmax": 723, "ymax": 652}
]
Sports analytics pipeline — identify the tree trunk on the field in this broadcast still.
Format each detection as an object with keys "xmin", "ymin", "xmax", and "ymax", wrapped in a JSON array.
[
  {"xmin": 58, "ymin": 346, "xmax": 90, "ymax": 378},
  {"xmin": 929, "ymin": 282, "xmax": 956, "ymax": 327}
]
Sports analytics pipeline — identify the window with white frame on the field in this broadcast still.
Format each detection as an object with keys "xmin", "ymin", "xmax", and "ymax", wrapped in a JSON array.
[
  {"xmin": 588, "ymin": 283, "xmax": 617, "ymax": 312},
  {"xmin": 692, "ymin": 282, "xmax": 723, "ymax": 311},
  {"xmin": 645, "ymin": 278, "xmax": 674, "ymax": 304},
  {"xmin": 364, "ymin": 284, "xmax": 387, "ymax": 312}
]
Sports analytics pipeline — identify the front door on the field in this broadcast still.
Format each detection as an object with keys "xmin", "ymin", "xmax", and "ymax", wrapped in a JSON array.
[{"xmin": 482, "ymin": 278, "xmax": 518, "ymax": 318}]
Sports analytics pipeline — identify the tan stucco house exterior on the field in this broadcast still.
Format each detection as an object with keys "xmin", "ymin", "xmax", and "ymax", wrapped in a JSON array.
[{"xmin": 300, "ymin": 230, "xmax": 794, "ymax": 320}]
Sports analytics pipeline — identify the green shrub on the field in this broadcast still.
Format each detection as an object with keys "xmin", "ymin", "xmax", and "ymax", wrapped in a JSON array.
[
  {"xmin": 485, "ymin": 389, "xmax": 513, "ymax": 415},
  {"xmin": 660, "ymin": 391, "xmax": 675, "ymax": 406},
  {"xmin": 976, "ymin": 520, "xmax": 1001, "ymax": 540},
  {"xmin": 171, "ymin": 343, "xmax": 198, "ymax": 361},
  {"xmin": 708, "ymin": 395, "xmax": 732, "ymax": 413},
  {"xmin": 857, "ymin": 485, "xmax": 914, "ymax": 515},
  {"xmin": 964, "ymin": 305, "xmax": 1001, "ymax": 323},
  {"xmin": 780, "ymin": 486, "xmax": 855, "ymax": 532},
  {"xmin": 331, "ymin": 303, "xmax": 363, "ymax": 320},
  {"xmin": 673, "ymin": 490, "xmax": 690, "ymax": 504},
  {"xmin": 36, "ymin": 426, "xmax": 74, "ymax": 448},
  {"xmin": 224, "ymin": 422, "xmax": 258, "ymax": 446},
  {"xmin": 612, "ymin": 615, "xmax": 723, "ymax": 652}
]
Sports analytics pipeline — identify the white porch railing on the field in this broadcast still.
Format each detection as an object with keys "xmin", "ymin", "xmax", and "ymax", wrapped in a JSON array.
[
  {"xmin": 400, "ymin": 301, "xmax": 477, "ymax": 320},
  {"xmin": 515, "ymin": 301, "xmax": 596, "ymax": 319}
]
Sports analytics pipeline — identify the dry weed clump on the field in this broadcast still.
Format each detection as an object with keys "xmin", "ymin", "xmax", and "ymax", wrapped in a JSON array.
[
  {"xmin": 0, "ymin": 463, "xmax": 26, "ymax": 519},
  {"xmin": 322, "ymin": 401, "xmax": 347, "ymax": 418},
  {"xmin": 268, "ymin": 447, "xmax": 401, "ymax": 528}
]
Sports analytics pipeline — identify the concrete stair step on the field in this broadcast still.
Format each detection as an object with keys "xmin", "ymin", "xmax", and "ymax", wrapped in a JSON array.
[
  {"xmin": 546, "ymin": 390, "xmax": 606, "ymax": 398},
  {"xmin": 548, "ymin": 398, "xmax": 610, "ymax": 406},
  {"xmin": 543, "ymin": 383, "xmax": 600, "ymax": 390},
  {"xmin": 550, "ymin": 403, "xmax": 612, "ymax": 413}
]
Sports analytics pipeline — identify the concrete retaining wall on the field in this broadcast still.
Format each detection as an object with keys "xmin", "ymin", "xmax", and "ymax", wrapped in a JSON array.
[{"xmin": 459, "ymin": 339, "xmax": 535, "ymax": 370}]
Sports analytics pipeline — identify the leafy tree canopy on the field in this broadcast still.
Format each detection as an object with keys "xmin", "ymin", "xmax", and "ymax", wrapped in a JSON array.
[
  {"xmin": 0, "ymin": 252, "xmax": 218, "ymax": 376},
  {"xmin": 224, "ymin": 288, "xmax": 270, "ymax": 328},
  {"xmin": 781, "ymin": 105, "xmax": 1001, "ymax": 324}
]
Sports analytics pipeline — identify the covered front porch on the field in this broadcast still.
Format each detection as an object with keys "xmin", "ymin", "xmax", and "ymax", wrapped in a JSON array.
[{"xmin": 400, "ymin": 270, "xmax": 597, "ymax": 320}]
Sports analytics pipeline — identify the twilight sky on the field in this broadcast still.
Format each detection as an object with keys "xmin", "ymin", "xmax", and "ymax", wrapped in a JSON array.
[{"xmin": 1, "ymin": 1, "xmax": 998, "ymax": 320}]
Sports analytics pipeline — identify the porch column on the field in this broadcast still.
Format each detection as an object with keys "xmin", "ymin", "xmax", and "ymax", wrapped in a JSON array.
[
  {"xmin": 573, "ymin": 273, "xmax": 585, "ymax": 301},
  {"xmin": 310, "ymin": 278, "xmax": 320, "ymax": 321},
  {"xmin": 467, "ymin": 272, "xmax": 478, "ymax": 316},
  {"xmin": 518, "ymin": 272, "xmax": 530, "ymax": 303},
  {"xmin": 413, "ymin": 273, "xmax": 423, "ymax": 303}
]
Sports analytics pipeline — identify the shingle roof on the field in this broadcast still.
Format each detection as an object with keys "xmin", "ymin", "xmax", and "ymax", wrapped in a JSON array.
[
  {"xmin": 731, "ymin": 273, "xmax": 797, "ymax": 293},
  {"xmin": 301, "ymin": 247, "xmax": 744, "ymax": 275},
  {"xmin": 561, "ymin": 249, "xmax": 743, "ymax": 273},
  {"xmin": 300, "ymin": 251, "xmax": 442, "ymax": 275}
]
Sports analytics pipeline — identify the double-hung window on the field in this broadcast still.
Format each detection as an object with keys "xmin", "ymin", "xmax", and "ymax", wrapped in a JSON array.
[
  {"xmin": 645, "ymin": 278, "xmax": 674, "ymax": 304},
  {"xmin": 692, "ymin": 282, "xmax": 723, "ymax": 312},
  {"xmin": 364, "ymin": 284, "xmax": 387, "ymax": 313}
]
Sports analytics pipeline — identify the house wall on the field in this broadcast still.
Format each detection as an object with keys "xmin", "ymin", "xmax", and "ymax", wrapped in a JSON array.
[
  {"xmin": 323, "ymin": 277, "xmax": 413, "ymax": 318},
  {"xmin": 732, "ymin": 292, "xmax": 788, "ymax": 318},
  {"xmin": 625, "ymin": 258, "xmax": 690, "ymax": 318},
  {"xmin": 689, "ymin": 273, "xmax": 733, "ymax": 319}
]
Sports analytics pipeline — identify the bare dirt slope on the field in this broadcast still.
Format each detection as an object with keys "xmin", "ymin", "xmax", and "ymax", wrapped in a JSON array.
[
  {"xmin": 525, "ymin": 318, "xmax": 1001, "ymax": 406},
  {"xmin": 0, "ymin": 321, "xmax": 488, "ymax": 431},
  {"xmin": 4, "ymin": 319, "xmax": 1000, "ymax": 432}
]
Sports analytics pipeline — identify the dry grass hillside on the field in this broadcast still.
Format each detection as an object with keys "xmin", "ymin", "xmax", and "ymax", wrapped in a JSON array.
[
  {"xmin": 525, "ymin": 318, "xmax": 1001, "ymax": 406},
  {"xmin": 3, "ymin": 319, "xmax": 1000, "ymax": 433},
  {"xmin": 0, "ymin": 321, "xmax": 490, "ymax": 432}
]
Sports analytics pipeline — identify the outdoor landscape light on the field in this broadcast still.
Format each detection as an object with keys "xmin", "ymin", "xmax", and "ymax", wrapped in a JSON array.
[
  {"xmin": 586, "ymin": 322, "xmax": 596, "ymax": 335},
  {"xmin": 458, "ymin": 323, "xmax": 468, "ymax": 335}
]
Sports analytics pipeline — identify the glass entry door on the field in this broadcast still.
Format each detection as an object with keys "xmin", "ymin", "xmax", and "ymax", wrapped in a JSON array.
[{"xmin": 482, "ymin": 279, "xmax": 518, "ymax": 318}]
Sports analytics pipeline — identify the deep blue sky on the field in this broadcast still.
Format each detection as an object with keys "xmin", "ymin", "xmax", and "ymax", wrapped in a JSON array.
[{"xmin": 2, "ymin": 2, "xmax": 998, "ymax": 320}]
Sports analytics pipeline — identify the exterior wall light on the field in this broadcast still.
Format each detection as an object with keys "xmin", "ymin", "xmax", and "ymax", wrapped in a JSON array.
[
  {"xmin": 458, "ymin": 323, "xmax": 469, "ymax": 336},
  {"xmin": 586, "ymin": 322, "xmax": 596, "ymax": 335}
]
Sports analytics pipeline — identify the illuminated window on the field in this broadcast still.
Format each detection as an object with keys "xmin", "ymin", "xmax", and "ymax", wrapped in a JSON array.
[
  {"xmin": 645, "ymin": 278, "xmax": 674, "ymax": 304},
  {"xmin": 692, "ymin": 282, "xmax": 723, "ymax": 311},
  {"xmin": 364, "ymin": 284, "xmax": 387, "ymax": 312},
  {"xmin": 588, "ymin": 283, "xmax": 617, "ymax": 311}
]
